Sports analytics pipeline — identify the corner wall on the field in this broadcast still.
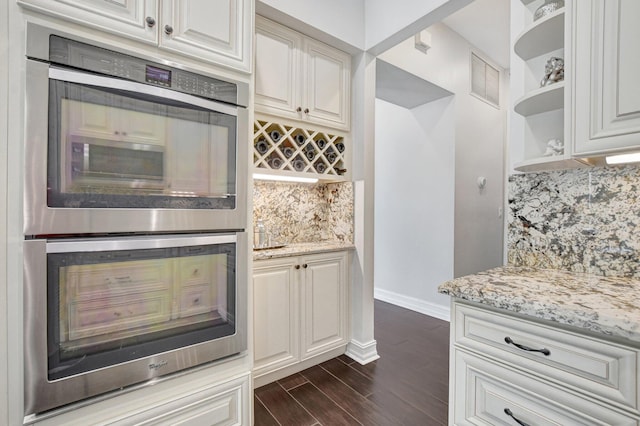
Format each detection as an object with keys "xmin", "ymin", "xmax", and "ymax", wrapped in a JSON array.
[{"xmin": 375, "ymin": 22, "xmax": 507, "ymax": 319}]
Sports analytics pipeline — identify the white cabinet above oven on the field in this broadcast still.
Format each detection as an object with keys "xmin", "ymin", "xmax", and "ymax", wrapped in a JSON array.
[{"xmin": 17, "ymin": 0, "xmax": 253, "ymax": 73}]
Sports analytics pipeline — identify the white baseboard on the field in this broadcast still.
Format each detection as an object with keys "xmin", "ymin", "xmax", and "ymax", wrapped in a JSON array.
[
  {"xmin": 374, "ymin": 288, "xmax": 451, "ymax": 322},
  {"xmin": 345, "ymin": 339, "xmax": 379, "ymax": 365}
]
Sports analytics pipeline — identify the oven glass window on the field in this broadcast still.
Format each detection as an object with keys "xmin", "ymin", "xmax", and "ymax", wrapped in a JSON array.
[
  {"xmin": 48, "ymin": 80, "xmax": 237, "ymax": 209},
  {"xmin": 47, "ymin": 242, "xmax": 236, "ymax": 380}
]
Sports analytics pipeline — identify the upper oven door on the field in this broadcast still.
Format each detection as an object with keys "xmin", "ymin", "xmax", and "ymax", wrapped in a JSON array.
[{"xmin": 24, "ymin": 60, "xmax": 248, "ymax": 235}]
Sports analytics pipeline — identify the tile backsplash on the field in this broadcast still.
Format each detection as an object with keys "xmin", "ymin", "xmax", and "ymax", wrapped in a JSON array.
[
  {"xmin": 253, "ymin": 181, "xmax": 354, "ymax": 245},
  {"xmin": 508, "ymin": 165, "xmax": 640, "ymax": 277}
]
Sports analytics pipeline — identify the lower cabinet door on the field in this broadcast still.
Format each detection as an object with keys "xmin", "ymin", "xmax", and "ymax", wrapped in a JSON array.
[
  {"xmin": 453, "ymin": 350, "xmax": 639, "ymax": 426},
  {"xmin": 253, "ymin": 258, "xmax": 299, "ymax": 375},
  {"xmin": 301, "ymin": 251, "xmax": 348, "ymax": 359}
]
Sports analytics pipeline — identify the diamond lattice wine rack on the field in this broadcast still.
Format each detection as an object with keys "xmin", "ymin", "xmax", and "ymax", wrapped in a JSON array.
[{"xmin": 253, "ymin": 120, "xmax": 348, "ymax": 180}]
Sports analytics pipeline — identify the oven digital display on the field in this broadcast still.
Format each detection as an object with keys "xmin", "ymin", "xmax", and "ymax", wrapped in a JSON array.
[{"xmin": 146, "ymin": 65, "xmax": 171, "ymax": 87}]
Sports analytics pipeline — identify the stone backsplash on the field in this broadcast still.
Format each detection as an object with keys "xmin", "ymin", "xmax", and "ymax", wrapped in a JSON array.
[
  {"xmin": 253, "ymin": 181, "xmax": 354, "ymax": 245},
  {"xmin": 508, "ymin": 165, "xmax": 640, "ymax": 278}
]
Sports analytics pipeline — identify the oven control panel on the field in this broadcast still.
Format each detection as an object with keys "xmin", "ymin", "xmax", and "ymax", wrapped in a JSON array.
[{"xmin": 48, "ymin": 35, "xmax": 238, "ymax": 105}]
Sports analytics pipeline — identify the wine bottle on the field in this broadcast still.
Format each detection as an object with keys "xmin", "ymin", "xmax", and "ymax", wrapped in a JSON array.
[
  {"xmin": 292, "ymin": 158, "xmax": 306, "ymax": 171},
  {"xmin": 281, "ymin": 146, "xmax": 294, "ymax": 158},
  {"xmin": 255, "ymin": 138, "xmax": 269, "ymax": 154},
  {"xmin": 304, "ymin": 146, "xmax": 316, "ymax": 160},
  {"xmin": 268, "ymin": 155, "xmax": 283, "ymax": 169},
  {"xmin": 316, "ymin": 138, "xmax": 326, "ymax": 149},
  {"xmin": 314, "ymin": 161, "xmax": 327, "ymax": 173},
  {"xmin": 335, "ymin": 141, "xmax": 345, "ymax": 153},
  {"xmin": 269, "ymin": 130, "xmax": 281, "ymax": 142},
  {"xmin": 294, "ymin": 133, "xmax": 306, "ymax": 146}
]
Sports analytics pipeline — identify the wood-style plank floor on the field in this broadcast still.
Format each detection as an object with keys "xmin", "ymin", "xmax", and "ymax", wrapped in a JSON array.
[{"xmin": 254, "ymin": 300, "xmax": 450, "ymax": 425}]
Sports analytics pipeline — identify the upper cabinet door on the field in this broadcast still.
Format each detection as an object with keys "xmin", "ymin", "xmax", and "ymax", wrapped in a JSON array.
[
  {"xmin": 160, "ymin": 0, "xmax": 252, "ymax": 73},
  {"xmin": 254, "ymin": 17, "xmax": 351, "ymax": 131},
  {"xmin": 17, "ymin": 0, "xmax": 158, "ymax": 43},
  {"xmin": 303, "ymin": 39, "xmax": 351, "ymax": 130},
  {"xmin": 573, "ymin": 0, "xmax": 640, "ymax": 156},
  {"xmin": 254, "ymin": 17, "xmax": 303, "ymax": 120}
]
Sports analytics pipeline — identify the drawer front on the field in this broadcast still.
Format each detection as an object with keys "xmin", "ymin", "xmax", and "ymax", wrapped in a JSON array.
[
  {"xmin": 454, "ymin": 303, "xmax": 638, "ymax": 410},
  {"xmin": 453, "ymin": 349, "xmax": 639, "ymax": 426}
]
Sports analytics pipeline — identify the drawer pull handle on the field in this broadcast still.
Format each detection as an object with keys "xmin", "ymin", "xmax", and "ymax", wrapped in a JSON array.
[
  {"xmin": 504, "ymin": 408, "xmax": 530, "ymax": 426},
  {"xmin": 504, "ymin": 337, "xmax": 550, "ymax": 356}
]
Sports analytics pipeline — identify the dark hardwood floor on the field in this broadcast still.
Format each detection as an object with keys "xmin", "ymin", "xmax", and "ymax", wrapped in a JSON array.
[{"xmin": 254, "ymin": 300, "xmax": 450, "ymax": 425}]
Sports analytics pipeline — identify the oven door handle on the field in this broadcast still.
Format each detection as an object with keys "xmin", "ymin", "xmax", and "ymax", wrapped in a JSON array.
[
  {"xmin": 46, "ymin": 233, "xmax": 238, "ymax": 253},
  {"xmin": 48, "ymin": 66, "xmax": 239, "ymax": 117}
]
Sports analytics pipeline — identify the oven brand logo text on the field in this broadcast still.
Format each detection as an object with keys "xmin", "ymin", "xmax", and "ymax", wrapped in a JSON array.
[{"xmin": 148, "ymin": 360, "xmax": 168, "ymax": 370}]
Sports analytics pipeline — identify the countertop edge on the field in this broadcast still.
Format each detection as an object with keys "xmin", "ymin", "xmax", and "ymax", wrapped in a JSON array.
[
  {"xmin": 438, "ymin": 266, "xmax": 640, "ymax": 345},
  {"xmin": 253, "ymin": 242, "xmax": 355, "ymax": 261}
]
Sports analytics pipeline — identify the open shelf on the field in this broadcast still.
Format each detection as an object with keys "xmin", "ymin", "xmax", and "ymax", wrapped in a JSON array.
[
  {"xmin": 514, "ymin": 8, "xmax": 565, "ymax": 60},
  {"xmin": 514, "ymin": 82, "xmax": 564, "ymax": 116},
  {"xmin": 513, "ymin": 156, "xmax": 591, "ymax": 173}
]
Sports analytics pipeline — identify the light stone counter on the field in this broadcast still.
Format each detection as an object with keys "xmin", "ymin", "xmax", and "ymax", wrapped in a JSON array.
[
  {"xmin": 438, "ymin": 266, "xmax": 640, "ymax": 344},
  {"xmin": 253, "ymin": 241, "xmax": 355, "ymax": 261}
]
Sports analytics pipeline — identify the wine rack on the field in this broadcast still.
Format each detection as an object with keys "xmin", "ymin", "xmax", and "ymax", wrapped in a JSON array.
[{"xmin": 253, "ymin": 120, "xmax": 347, "ymax": 179}]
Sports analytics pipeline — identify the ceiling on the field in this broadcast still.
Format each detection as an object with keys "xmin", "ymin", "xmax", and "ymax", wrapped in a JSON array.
[{"xmin": 441, "ymin": 0, "xmax": 511, "ymax": 70}]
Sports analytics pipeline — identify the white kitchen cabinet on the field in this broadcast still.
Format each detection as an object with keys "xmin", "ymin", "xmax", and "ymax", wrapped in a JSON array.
[
  {"xmin": 253, "ymin": 251, "xmax": 349, "ymax": 384},
  {"xmin": 255, "ymin": 16, "xmax": 351, "ymax": 130},
  {"xmin": 17, "ymin": 0, "xmax": 252, "ymax": 73},
  {"xmin": 449, "ymin": 300, "xmax": 640, "ymax": 425},
  {"xmin": 573, "ymin": 0, "xmax": 640, "ymax": 156}
]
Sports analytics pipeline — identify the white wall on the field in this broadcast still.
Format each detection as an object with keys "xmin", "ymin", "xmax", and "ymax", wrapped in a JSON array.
[
  {"xmin": 375, "ymin": 22, "xmax": 506, "ymax": 316},
  {"xmin": 374, "ymin": 97, "xmax": 455, "ymax": 316},
  {"xmin": 256, "ymin": 0, "xmax": 365, "ymax": 51}
]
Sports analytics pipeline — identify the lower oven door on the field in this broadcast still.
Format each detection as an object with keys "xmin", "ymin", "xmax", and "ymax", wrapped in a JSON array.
[{"xmin": 23, "ymin": 233, "xmax": 247, "ymax": 417}]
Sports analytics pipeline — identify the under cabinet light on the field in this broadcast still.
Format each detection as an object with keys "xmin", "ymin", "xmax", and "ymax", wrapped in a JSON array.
[
  {"xmin": 253, "ymin": 173, "xmax": 318, "ymax": 184},
  {"xmin": 605, "ymin": 152, "xmax": 640, "ymax": 165}
]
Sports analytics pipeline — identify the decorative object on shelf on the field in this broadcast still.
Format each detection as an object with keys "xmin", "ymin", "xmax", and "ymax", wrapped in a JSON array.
[
  {"xmin": 534, "ymin": 0, "xmax": 565, "ymax": 21},
  {"xmin": 540, "ymin": 57, "xmax": 564, "ymax": 87},
  {"xmin": 542, "ymin": 138, "xmax": 564, "ymax": 156},
  {"xmin": 253, "ymin": 120, "xmax": 347, "ymax": 178}
]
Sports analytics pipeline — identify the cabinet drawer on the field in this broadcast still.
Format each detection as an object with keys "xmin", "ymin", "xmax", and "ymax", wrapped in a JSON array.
[
  {"xmin": 453, "ymin": 349, "xmax": 639, "ymax": 426},
  {"xmin": 454, "ymin": 303, "xmax": 638, "ymax": 410}
]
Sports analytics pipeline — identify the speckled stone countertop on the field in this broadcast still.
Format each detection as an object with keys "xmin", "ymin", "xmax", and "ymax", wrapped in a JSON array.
[
  {"xmin": 438, "ymin": 266, "xmax": 640, "ymax": 344},
  {"xmin": 253, "ymin": 241, "xmax": 355, "ymax": 261}
]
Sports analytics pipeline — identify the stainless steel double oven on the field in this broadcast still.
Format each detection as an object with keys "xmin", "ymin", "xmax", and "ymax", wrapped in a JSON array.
[{"xmin": 22, "ymin": 24, "xmax": 249, "ymax": 417}]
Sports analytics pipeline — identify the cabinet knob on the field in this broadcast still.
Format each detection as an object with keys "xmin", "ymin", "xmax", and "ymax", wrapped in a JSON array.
[
  {"xmin": 164, "ymin": 25, "xmax": 174, "ymax": 35},
  {"xmin": 145, "ymin": 16, "xmax": 156, "ymax": 28},
  {"xmin": 296, "ymin": 107, "xmax": 302, "ymax": 112},
  {"xmin": 303, "ymin": 108, "xmax": 310, "ymax": 114},
  {"xmin": 295, "ymin": 265, "xmax": 300, "ymax": 270},
  {"xmin": 114, "ymin": 131, "xmax": 119, "ymax": 135},
  {"xmin": 303, "ymin": 264, "xmax": 308, "ymax": 269}
]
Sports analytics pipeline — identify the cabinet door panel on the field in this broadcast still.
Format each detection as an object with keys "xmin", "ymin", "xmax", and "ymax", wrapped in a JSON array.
[
  {"xmin": 254, "ymin": 17, "xmax": 302, "ymax": 118},
  {"xmin": 304, "ymin": 39, "xmax": 350, "ymax": 130},
  {"xmin": 573, "ymin": 0, "xmax": 640, "ymax": 155},
  {"xmin": 18, "ymin": 0, "xmax": 158, "ymax": 43},
  {"xmin": 301, "ymin": 253, "xmax": 347, "ymax": 359},
  {"xmin": 160, "ymin": 0, "xmax": 252, "ymax": 73},
  {"xmin": 253, "ymin": 263, "xmax": 299, "ymax": 372}
]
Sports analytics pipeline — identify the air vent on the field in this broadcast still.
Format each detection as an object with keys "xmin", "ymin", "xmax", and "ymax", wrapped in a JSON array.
[{"xmin": 471, "ymin": 52, "xmax": 500, "ymax": 107}]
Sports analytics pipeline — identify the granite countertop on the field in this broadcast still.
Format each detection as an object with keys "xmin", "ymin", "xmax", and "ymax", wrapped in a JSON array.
[
  {"xmin": 438, "ymin": 266, "xmax": 640, "ymax": 344},
  {"xmin": 253, "ymin": 241, "xmax": 355, "ymax": 261}
]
